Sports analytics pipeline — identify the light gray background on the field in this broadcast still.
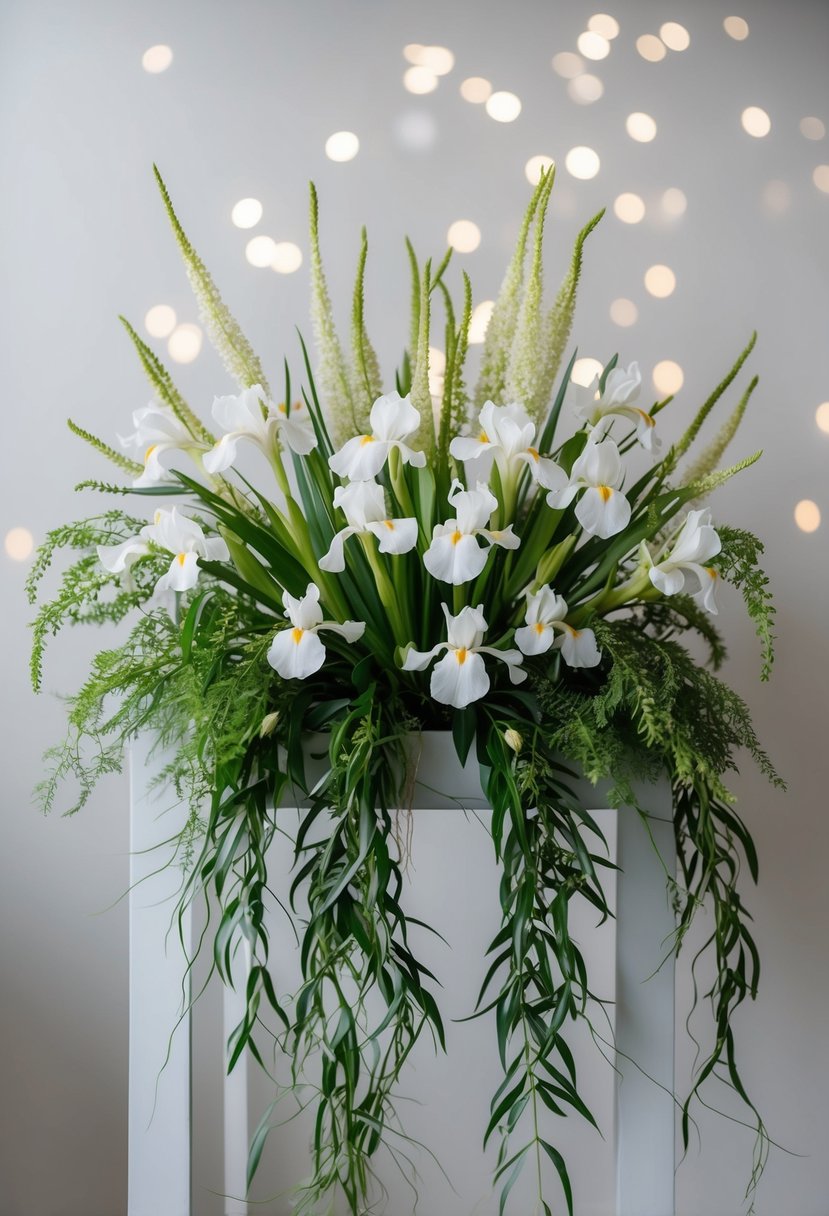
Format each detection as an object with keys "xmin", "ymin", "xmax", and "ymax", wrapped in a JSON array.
[{"xmin": 2, "ymin": 1, "xmax": 828, "ymax": 1213}]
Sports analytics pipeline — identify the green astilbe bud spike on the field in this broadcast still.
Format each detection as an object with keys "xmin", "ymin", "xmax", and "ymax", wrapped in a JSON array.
[
  {"xmin": 411, "ymin": 260, "xmax": 433, "ymax": 450},
  {"xmin": 67, "ymin": 419, "xmax": 143, "ymax": 476},
  {"xmin": 683, "ymin": 449, "xmax": 762, "ymax": 500},
  {"xmin": 505, "ymin": 167, "xmax": 556, "ymax": 415},
  {"xmin": 308, "ymin": 182, "xmax": 356, "ymax": 445},
  {"xmin": 473, "ymin": 174, "xmax": 547, "ymax": 409},
  {"xmin": 664, "ymin": 332, "xmax": 757, "ymax": 474},
  {"xmin": 153, "ymin": 165, "xmax": 269, "ymax": 395},
  {"xmin": 349, "ymin": 227, "xmax": 382, "ymax": 427},
  {"xmin": 405, "ymin": 237, "xmax": 421, "ymax": 361},
  {"xmin": 119, "ymin": 316, "xmax": 214, "ymax": 444},
  {"xmin": 683, "ymin": 375, "xmax": 759, "ymax": 496},
  {"xmin": 451, "ymin": 272, "xmax": 473, "ymax": 438},
  {"xmin": 535, "ymin": 208, "xmax": 605, "ymax": 421}
]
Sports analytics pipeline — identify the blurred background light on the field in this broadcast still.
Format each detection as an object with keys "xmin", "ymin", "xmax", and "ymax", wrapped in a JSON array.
[
  {"xmin": 568, "ymin": 74, "xmax": 604, "ymax": 104},
  {"xmin": 572, "ymin": 357, "xmax": 604, "ymax": 385},
  {"xmin": 460, "ymin": 76, "xmax": 491, "ymax": 103},
  {"xmin": 403, "ymin": 65, "xmax": 438, "ymax": 94},
  {"xmin": 762, "ymin": 179, "xmax": 792, "ymax": 215},
  {"xmin": 565, "ymin": 146, "xmax": 600, "ymax": 179},
  {"xmin": 551, "ymin": 51, "xmax": 584, "ymax": 78},
  {"xmin": 577, "ymin": 31, "xmax": 611, "ymax": 60},
  {"xmin": 795, "ymin": 499, "xmax": 821, "ymax": 532},
  {"xmin": 141, "ymin": 44, "xmax": 173, "ymax": 73},
  {"xmin": 167, "ymin": 323, "xmax": 202, "ymax": 364},
  {"xmin": 4, "ymin": 527, "xmax": 34, "ymax": 561},
  {"xmin": 626, "ymin": 111, "xmax": 657, "ymax": 142},
  {"xmin": 447, "ymin": 219, "xmax": 481, "ymax": 253},
  {"xmin": 525, "ymin": 154, "xmax": 555, "ymax": 185},
  {"xmin": 468, "ymin": 300, "xmax": 495, "ymax": 344},
  {"xmin": 587, "ymin": 13, "xmax": 620, "ymax": 40},
  {"xmin": 485, "ymin": 90, "xmax": 521, "ymax": 122},
  {"xmin": 231, "ymin": 197, "xmax": 263, "ymax": 228},
  {"xmin": 245, "ymin": 235, "xmax": 277, "ymax": 267},
  {"xmin": 812, "ymin": 165, "xmax": 829, "ymax": 193},
  {"xmin": 653, "ymin": 359, "xmax": 684, "ymax": 394},
  {"xmin": 394, "ymin": 111, "xmax": 438, "ymax": 151},
  {"xmin": 610, "ymin": 298, "xmax": 638, "ymax": 327},
  {"xmin": 800, "ymin": 116, "xmax": 826, "ymax": 140},
  {"xmin": 724, "ymin": 15, "xmax": 750, "ymax": 40},
  {"xmin": 660, "ymin": 22, "xmax": 690, "ymax": 51},
  {"xmin": 271, "ymin": 242, "xmax": 303, "ymax": 274},
  {"xmin": 661, "ymin": 186, "xmax": 687, "ymax": 217},
  {"xmin": 815, "ymin": 402, "xmax": 829, "ymax": 433},
  {"xmin": 645, "ymin": 264, "xmax": 676, "ymax": 297},
  {"xmin": 325, "ymin": 130, "xmax": 360, "ymax": 160},
  {"xmin": 636, "ymin": 34, "xmax": 667, "ymax": 62},
  {"xmin": 741, "ymin": 106, "xmax": 771, "ymax": 137},
  {"xmin": 614, "ymin": 192, "xmax": 646, "ymax": 223},
  {"xmin": 144, "ymin": 304, "xmax": 177, "ymax": 338}
]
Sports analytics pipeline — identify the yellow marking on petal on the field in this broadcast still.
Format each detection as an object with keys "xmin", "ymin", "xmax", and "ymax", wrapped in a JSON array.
[
  {"xmin": 277, "ymin": 402, "xmax": 287, "ymax": 414},
  {"xmin": 598, "ymin": 485, "xmax": 612, "ymax": 502},
  {"xmin": 154, "ymin": 509, "xmax": 162, "ymax": 524},
  {"xmin": 527, "ymin": 446, "xmax": 540, "ymax": 461},
  {"xmin": 706, "ymin": 567, "xmax": 718, "ymax": 579},
  {"xmin": 145, "ymin": 444, "xmax": 158, "ymax": 462},
  {"xmin": 451, "ymin": 529, "xmax": 463, "ymax": 545},
  {"xmin": 291, "ymin": 627, "xmax": 304, "ymax": 644},
  {"xmin": 383, "ymin": 520, "xmax": 395, "ymax": 530},
  {"xmin": 479, "ymin": 430, "xmax": 490, "ymax": 443},
  {"xmin": 635, "ymin": 409, "xmax": 656, "ymax": 427},
  {"xmin": 360, "ymin": 434, "xmax": 375, "ymax": 446},
  {"xmin": 177, "ymin": 552, "xmax": 187, "ymax": 566},
  {"xmin": 456, "ymin": 647, "xmax": 468, "ymax": 664},
  {"xmin": 534, "ymin": 622, "xmax": 545, "ymax": 634}
]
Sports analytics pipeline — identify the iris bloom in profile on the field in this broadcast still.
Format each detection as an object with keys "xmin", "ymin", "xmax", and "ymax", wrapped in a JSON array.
[
  {"xmin": 96, "ymin": 506, "xmax": 229, "ymax": 595},
  {"xmin": 328, "ymin": 391, "xmax": 426, "ymax": 481},
  {"xmin": 423, "ymin": 480, "xmax": 520, "ymax": 585},
  {"xmin": 450, "ymin": 399, "xmax": 567, "ymax": 491},
  {"xmin": 319, "ymin": 480, "xmax": 418, "ymax": 572},
  {"xmin": 119, "ymin": 403, "xmax": 201, "ymax": 486},
  {"xmin": 267, "ymin": 584, "xmax": 365, "ymax": 679},
  {"xmin": 514, "ymin": 585, "xmax": 602, "ymax": 668},
  {"xmin": 402, "ymin": 604, "xmax": 525, "ymax": 708},
  {"xmin": 203, "ymin": 385, "xmax": 316, "ymax": 474},
  {"xmin": 570, "ymin": 361, "xmax": 659, "ymax": 451},
  {"xmin": 547, "ymin": 432, "xmax": 632, "ymax": 539},
  {"xmin": 642, "ymin": 509, "xmax": 722, "ymax": 614}
]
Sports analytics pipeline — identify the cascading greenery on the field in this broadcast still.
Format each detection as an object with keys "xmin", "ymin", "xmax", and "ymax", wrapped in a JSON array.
[{"xmin": 29, "ymin": 166, "xmax": 781, "ymax": 1215}]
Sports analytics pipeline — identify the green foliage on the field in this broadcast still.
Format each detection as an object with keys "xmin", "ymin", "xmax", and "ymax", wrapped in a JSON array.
[
  {"xmin": 350, "ymin": 226, "xmax": 383, "ymax": 415},
  {"xmin": 665, "ymin": 333, "xmax": 757, "ymax": 474},
  {"xmin": 67, "ymin": 419, "xmax": 143, "ymax": 476},
  {"xmin": 715, "ymin": 526, "xmax": 776, "ymax": 680},
  {"xmin": 119, "ymin": 316, "xmax": 214, "ymax": 444}
]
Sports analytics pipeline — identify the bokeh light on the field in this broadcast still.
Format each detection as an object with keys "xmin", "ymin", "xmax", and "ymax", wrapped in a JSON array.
[
  {"xmin": 246, "ymin": 235, "xmax": 278, "ymax": 267},
  {"xmin": 231, "ymin": 198, "xmax": 263, "ymax": 229},
  {"xmin": 403, "ymin": 66, "xmax": 438, "ymax": 95},
  {"xmin": 394, "ymin": 111, "xmax": 437, "ymax": 151},
  {"xmin": 626, "ymin": 112, "xmax": 657, "ymax": 142},
  {"xmin": 565, "ymin": 146, "xmax": 600, "ymax": 179},
  {"xmin": 577, "ymin": 31, "xmax": 611, "ymax": 60},
  {"xmin": 144, "ymin": 304, "xmax": 177, "ymax": 339},
  {"xmin": 812, "ymin": 165, "xmax": 829, "ymax": 193},
  {"xmin": 741, "ymin": 106, "xmax": 771, "ymax": 137},
  {"xmin": 800, "ymin": 116, "xmax": 826, "ymax": 141},
  {"xmin": 168, "ymin": 323, "xmax": 202, "ymax": 364},
  {"xmin": 660, "ymin": 22, "xmax": 690, "ymax": 51},
  {"xmin": 325, "ymin": 131, "xmax": 360, "ymax": 161},
  {"xmin": 572, "ymin": 357, "xmax": 604, "ymax": 386},
  {"xmin": 653, "ymin": 360, "xmax": 684, "ymax": 394},
  {"xmin": 724, "ymin": 15, "xmax": 749, "ymax": 40},
  {"xmin": 525, "ymin": 155, "xmax": 555, "ymax": 185},
  {"xmin": 794, "ymin": 499, "xmax": 821, "ymax": 532},
  {"xmin": 486, "ymin": 91, "xmax": 522, "ymax": 122},
  {"xmin": 142, "ymin": 45, "xmax": 173, "ymax": 73},
  {"xmin": 4, "ymin": 527, "xmax": 34, "ymax": 561},
  {"xmin": 587, "ymin": 14, "xmax": 620, "ymax": 39},
  {"xmin": 568, "ymin": 74, "xmax": 604, "ymax": 104},
  {"xmin": 815, "ymin": 402, "xmax": 829, "ymax": 433},
  {"xmin": 661, "ymin": 187, "xmax": 687, "ymax": 217},
  {"xmin": 412, "ymin": 45, "xmax": 454, "ymax": 75},
  {"xmin": 645, "ymin": 264, "xmax": 676, "ymax": 297},
  {"xmin": 552, "ymin": 52, "xmax": 585, "ymax": 78},
  {"xmin": 636, "ymin": 34, "xmax": 667, "ymax": 62},
  {"xmin": 447, "ymin": 219, "xmax": 481, "ymax": 253},
  {"xmin": 762, "ymin": 180, "xmax": 791, "ymax": 215},
  {"xmin": 460, "ymin": 76, "xmax": 491, "ymax": 103},
  {"xmin": 614, "ymin": 192, "xmax": 646, "ymax": 223},
  {"xmin": 468, "ymin": 300, "xmax": 495, "ymax": 344},
  {"xmin": 610, "ymin": 298, "xmax": 638, "ymax": 327},
  {"xmin": 271, "ymin": 242, "xmax": 303, "ymax": 274}
]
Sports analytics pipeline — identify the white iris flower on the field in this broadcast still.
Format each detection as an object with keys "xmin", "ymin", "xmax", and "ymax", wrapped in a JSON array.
[
  {"xmin": 514, "ymin": 585, "xmax": 602, "ymax": 668},
  {"xmin": 643, "ymin": 509, "xmax": 722, "ymax": 614},
  {"xmin": 319, "ymin": 480, "xmax": 418, "ymax": 573},
  {"xmin": 402, "ymin": 603, "xmax": 526, "ymax": 708},
  {"xmin": 119, "ymin": 404, "xmax": 202, "ymax": 487},
  {"xmin": 328, "ymin": 392, "xmax": 426, "ymax": 481},
  {"xmin": 203, "ymin": 385, "xmax": 316, "ymax": 474},
  {"xmin": 96, "ymin": 506, "xmax": 229, "ymax": 595},
  {"xmin": 547, "ymin": 433, "xmax": 632, "ymax": 539},
  {"xmin": 570, "ymin": 361, "xmax": 659, "ymax": 451},
  {"xmin": 267, "ymin": 584, "xmax": 365, "ymax": 679},
  {"xmin": 450, "ymin": 400, "xmax": 568, "ymax": 491},
  {"xmin": 423, "ymin": 480, "xmax": 520, "ymax": 585}
]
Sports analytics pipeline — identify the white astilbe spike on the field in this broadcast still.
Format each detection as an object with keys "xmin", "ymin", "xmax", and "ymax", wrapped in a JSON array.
[
  {"xmin": 309, "ymin": 182, "xmax": 357, "ymax": 446},
  {"xmin": 473, "ymin": 173, "xmax": 549, "ymax": 410},
  {"xmin": 683, "ymin": 377, "xmax": 758, "ymax": 503},
  {"xmin": 153, "ymin": 166, "xmax": 269, "ymax": 396},
  {"xmin": 505, "ymin": 168, "xmax": 556, "ymax": 416},
  {"xmin": 349, "ymin": 227, "xmax": 383, "ymax": 430}
]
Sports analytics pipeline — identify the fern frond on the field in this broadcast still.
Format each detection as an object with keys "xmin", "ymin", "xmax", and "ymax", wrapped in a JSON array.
[{"xmin": 715, "ymin": 526, "xmax": 776, "ymax": 679}]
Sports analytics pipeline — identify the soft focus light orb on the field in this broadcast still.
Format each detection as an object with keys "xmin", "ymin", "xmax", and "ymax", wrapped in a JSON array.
[
  {"xmin": 552, "ymin": 51, "xmax": 585, "ymax": 78},
  {"xmin": 168, "ymin": 323, "xmax": 202, "ymax": 364},
  {"xmin": 568, "ymin": 74, "xmax": 604, "ymax": 104},
  {"xmin": 231, "ymin": 198, "xmax": 263, "ymax": 229},
  {"xmin": 653, "ymin": 360, "xmax": 684, "ymax": 394},
  {"xmin": 577, "ymin": 31, "xmax": 610, "ymax": 60},
  {"xmin": 815, "ymin": 402, "xmax": 829, "ymax": 433},
  {"xmin": 813, "ymin": 165, "xmax": 829, "ymax": 193},
  {"xmin": 460, "ymin": 76, "xmax": 491, "ymax": 103},
  {"xmin": 5, "ymin": 527, "xmax": 34, "ymax": 561},
  {"xmin": 403, "ymin": 44, "xmax": 424, "ymax": 64},
  {"xmin": 325, "ymin": 131, "xmax": 360, "ymax": 161},
  {"xmin": 144, "ymin": 304, "xmax": 177, "ymax": 338},
  {"xmin": 762, "ymin": 180, "xmax": 791, "ymax": 215},
  {"xmin": 724, "ymin": 15, "xmax": 749, "ymax": 40},
  {"xmin": 741, "ymin": 106, "xmax": 771, "ymax": 137},
  {"xmin": 486, "ymin": 91, "xmax": 522, "ymax": 122},
  {"xmin": 142, "ymin": 45, "xmax": 173, "ymax": 73},
  {"xmin": 565, "ymin": 145, "xmax": 600, "ymax": 179},
  {"xmin": 447, "ymin": 219, "xmax": 481, "ymax": 253},
  {"xmin": 588, "ymin": 13, "xmax": 620, "ymax": 39},
  {"xmin": 636, "ymin": 34, "xmax": 667, "ymax": 62},
  {"xmin": 245, "ymin": 235, "xmax": 278, "ymax": 267},
  {"xmin": 645, "ymin": 264, "xmax": 676, "ymax": 298},
  {"xmin": 403, "ymin": 65, "xmax": 438, "ymax": 94},
  {"xmin": 469, "ymin": 300, "xmax": 495, "ymax": 344},
  {"xmin": 794, "ymin": 499, "xmax": 821, "ymax": 532},
  {"xmin": 572, "ymin": 357, "xmax": 604, "ymax": 386},
  {"xmin": 800, "ymin": 116, "xmax": 826, "ymax": 141},
  {"xmin": 610, "ymin": 298, "xmax": 638, "ymax": 327},
  {"xmin": 661, "ymin": 187, "xmax": 687, "ymax": 217},
  {"xmin": 660, "ymin": 22, "xmax": 690, "ymax": 51},
  {"xmin": 626, "ymin": 112, "xmax": 657, "ymax": 142},
  {"xmin": 420, "ymin": 46, "xmax": 455, "ymax": 75},
  {"xmin": 525, "ymin": 155, "xmax": 555, "ymax": 185},
  {"xmin": 394, "ymin": 110, "xmax": 437, "ymax": 151},
  {"xmin": 614, "ymin": 192, "xmax": 645, "ymax": 223},
  {"xmin": 271, "ymin": 242, "xmax": 303, "ymax": 274}
]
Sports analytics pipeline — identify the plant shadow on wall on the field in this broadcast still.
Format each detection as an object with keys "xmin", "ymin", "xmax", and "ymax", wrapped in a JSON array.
[{"xmin": 29, "ymin": 165, "xmax": 783, "ymax": 1215}]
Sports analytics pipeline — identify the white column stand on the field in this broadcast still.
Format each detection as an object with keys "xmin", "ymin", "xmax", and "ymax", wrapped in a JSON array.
[
  {"xmin": 614, "ymin": 799, "xmax": 676, "ymax": 1216},
  {"xmin": 223, "ymin": 938, "xmax": 252, "ymax": 1215},
  {"xmin": 128, "ymin": 734, "xmax": 192, "ymax": 1216}
]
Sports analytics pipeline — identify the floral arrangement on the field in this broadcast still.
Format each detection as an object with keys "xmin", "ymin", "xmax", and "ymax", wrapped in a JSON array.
[{"xmin": 29, "ymin": 166, "xmax": 781, "ymax": 1215}]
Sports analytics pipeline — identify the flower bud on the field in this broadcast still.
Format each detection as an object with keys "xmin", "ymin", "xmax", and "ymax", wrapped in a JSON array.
[
  {"xmin": 259, "ymin": 711, "xmax": 280, "ymax": 739},
  {"xmin": 504, "ymin": 728, "xmax": 523, "ymax": 754}
]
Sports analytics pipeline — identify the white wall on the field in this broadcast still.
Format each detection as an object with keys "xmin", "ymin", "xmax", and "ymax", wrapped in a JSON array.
[{"xmin": 2, "ymin": 1, "xmax": 828, "ymax": 1213}]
